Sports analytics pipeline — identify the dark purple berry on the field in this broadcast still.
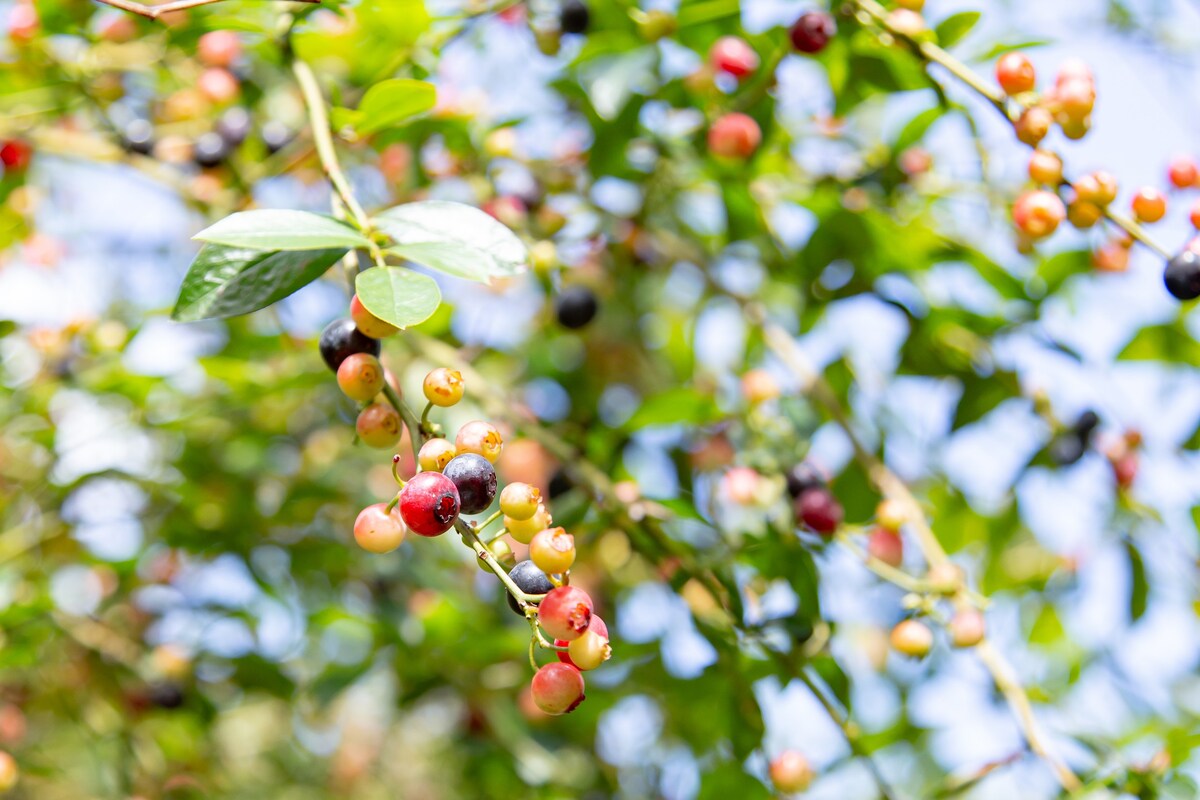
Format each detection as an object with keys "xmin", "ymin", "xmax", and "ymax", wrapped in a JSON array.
[
  {"xmin": 785, "ymin": 462, "xmax": 825, "ymax": 499},
  {"xmin": 795, "ymin": 487, "xmax": 842, "ymax": 535},
  {"xmin": 261, "ymin": 121, "xmax": 292, "ymax": 155},
  {"xmin": 555, "ymin": 285, "xmax": 598, "ymax": 329},
  {"xmin": 193, "ymin": 132, "xmax": 228, "ymax": 168},
  {"xmin": 789, "ymin": 11, "xmax": 835, "ymax": 54},
  {"xmin": 442, "ymin": 453, "xmax": 498, "ymax": 515},
  {"xmin": 1165, "ymin": 250, "xmax": 1200, "ymax": 300},
  {"xmin": 123, "ymin": 119, "xmax": 154, "ymax": 155},
  {"xmin": 506, "ymin": 560, "xmax": 553, "ymax": 615},
  {"xmin": 319, "ymin": 318, "xmax": 380, "ymax": 372},
  {"xmin": 559, "ymin": 0, "xmax": 590, "ymax": 34},
  {"xmin": 216, "ymin": 107, "xmax": 252, "ymax": 146}
]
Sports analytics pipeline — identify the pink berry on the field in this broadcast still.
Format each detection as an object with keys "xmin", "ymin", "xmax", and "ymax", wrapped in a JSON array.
[
  {"xmin": 398, "ymin": 471, "xmax": 461, "ymax": 537},
  {"xmin": 198, "ymin": 30, "xmax": 242, "ymax": 67},
  {"xmin": 530, "ymin": 662, "xmax": 585, "ymax": 715},
  {"xmin": 538, "ymin": 585, "xmax": 593, "ymax": 641},
  {"xmin": 709, "ymin": 36, "xmax": 759, "ymax": 79},
  {"xmin": 795, "ymin": 487, "xmax": 842, "ymax": 536},
  {"xmin": 708, "ymin": 113, "xmax": 761, "ymax": 159},
  {"xmin": 867, "ymin": 527, "xmax": 903, "ymax": 568},
  {"xmin": 353, "ymin": 503, "xmax": 407, "ymax": 554}
]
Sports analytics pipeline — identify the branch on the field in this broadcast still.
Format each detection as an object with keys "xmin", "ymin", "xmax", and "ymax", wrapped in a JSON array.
[{"xmin": 94, "ymin": 0, "xmax": 319, "ymax": 20}]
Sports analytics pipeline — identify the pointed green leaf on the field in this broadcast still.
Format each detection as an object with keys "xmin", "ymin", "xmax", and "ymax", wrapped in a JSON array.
[
  {"xmin": 935, "ymin": 11, "xmax": 981, "ymax": 48},
  {"xmin": 352, "ymin": 79, "xmax": 436, "ymax": 134},
  {"xmin": 171, "ymin": 244, "xmax": 346, "ymax": 322},
  {"xmin": 355, "ymin": 266, "xmax": 441, "ymax": 329},
  {"xmin": 372, "ymin": 200, "xmax": 528, "ymax": 281},
  {"xmin": 387, "ymin": 242, "xmax": 491, "ymax": 281},
  {"xmin": 195, "ymin": 210, "xmax": 370, "ymax": 250}
]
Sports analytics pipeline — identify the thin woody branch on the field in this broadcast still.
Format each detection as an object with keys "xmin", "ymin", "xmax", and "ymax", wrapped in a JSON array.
[{"xmin": 93, "ymin": 0, "xmax": 319, "ymax": 21}]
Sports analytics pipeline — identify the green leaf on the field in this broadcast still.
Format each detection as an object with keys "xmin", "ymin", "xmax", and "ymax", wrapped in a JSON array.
[
  {"xmin": 171, "ymin": 244, "xmax": 346, "ymax": 322},
  {"xmin": 972, "ymin": 39, "xmax": 1052, "ymax": 61},
  {"xmin": 1124, "ymin": 539, "xmax": 1148, "ymax": 622},
  {"xmin": 331, "ymin": 79, "xmax": 436, "ymax": 135},
  {"xmin": 1119, "ymin": 322, "xmax": 1200, "ymax": 363},
  {"xmin": 935, "ymin": 11, "xmax": 981, "ymax": 48},
  {"xmin": 893, "ymin": 106, "xmax": 943, "ymax": 153},
  {"xmin": 623, "ymin": 387, "xmax": 720, "ymax": 430},
  {"xmin": 355, "ymin": 267, "xmax": 441, "ymax": 329},
  {"xmin": 194, "ymin": 210, "xmax": 370, "ymax": 251},
  {"xmin": 373, "ymin": 200, "xmax": 528, "ymax": 281}
]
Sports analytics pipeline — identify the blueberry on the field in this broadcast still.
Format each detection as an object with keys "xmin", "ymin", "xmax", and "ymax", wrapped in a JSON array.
[
  {"xmin": 1165, "ymin": 250, "xmax": 1200, "ymax": 300},
  {"xmin": 148, "ymin": 682, "xmax": 184, "ymax": 709},
  {"xmin": 123, "ymin": 119, "xmax": 154, "ymax": 155},
  {"xmin": 555, "ymin": 285, "xmax": 598, "ymax": 329},
  {"xmin": 506, "ymin": 560, "xmax": 553, "ymax": 615},
  {"xmin": 319, "ymin": 318, "xmax": 380, "ymax": 372},
  {"xmin": 785, "ymin": 462, "xmax": 824, "ymax": 499},
  {"xmin": 559, "ymin": 0, "xmax": 590, "ymax": 34},
  {"xmin": 261, "ymin": 121, "xmax": 292, "ymax": 155},
  {"xmin": 548, "ymin": 466, "xmax": 572, "ymax": 499},
  {"xmin": 193, "ymin": 132, "xmax": 228, "ymax": 168},
  {"xmin": 1048, "ymin": 434, "xmax": 1085, "ymax": 466},
  {"xmin": 216, "ymin": 106, "xmax": 252, "ymax": 146},
  {"xmin": 442, "ymin": 453, "xmax": 497, "ymax": 515}
]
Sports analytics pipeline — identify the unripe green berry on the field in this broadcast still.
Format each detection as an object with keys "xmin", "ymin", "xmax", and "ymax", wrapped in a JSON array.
[{"xmin": 500, "ymin": 482, "xmax": 541, "ymax": 521}]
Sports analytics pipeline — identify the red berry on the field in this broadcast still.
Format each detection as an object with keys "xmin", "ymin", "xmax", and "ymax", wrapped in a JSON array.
[
  {"xmin": 795, "ymin": 487, "xmax": 842, "ymax": 536},
  {"xmin": 1168, "ymin": 156, "xmax": 1198, "ymax": 190},
  {"xmin": 709, "ymin": 36, "xmax": 759, "ymax": 79},
  {"xmin": 1189, "ymin": 199, "xmax": 1200, "ymax": 229},
  {"xmin": 398, "ymin": 471, "xmax": 461, "ymax": 537},
  {"xmin": 350, "ymin": 294, "xmax": 398, "ymax": 339},
  {"xmin": 1012, "ymin": 190, "xmax": 1065, "ymax": 239},
  {"xmin": 337, "ymin": 353, "xmax": 385, "ymax": 402},
  {"xmin": 1111, "ymin": 451, "xmax": 1138, "ymax": 489},
  {"xmin": 708, "ymin": 113, "xmax": 761, "ymax": 159},
  {"xmin": 788, "ymin": 11, "xmax": 835, "ymax": 54},
  {"xmin": 353, "ymin": 503, "xmax": 407, "ymax": 553},
  {"xmin": 538, "ymin": 585, "xmax": 593, "ymax": 641},
  {"xmin": 1131, "ymin": 187, "xmax": 1167, "ymax": 223},
  {"xmin": 355, "ymin": 403, "xmax": 403, "ymax": 449},
  {"xmin": 996, "ymin": 52, "xmax": 1036, "ymax": 95},
  {"xmin": 557, "ymin": 615, "xmax": 610, "ymax": 669},
  {"xmin": 530, "ymin": 662, "xmax": 585, "ymax": 715},
  {"xmin": 0, "ymin": 140, "xmax": 32, "ymax": 173},
  {"xmin": 867, "ymin": 527, "xmax": 903, "ymax": 568},
  {"xmin": 769, "ymin": 750, "xmax": 814, "ymax": 794}
]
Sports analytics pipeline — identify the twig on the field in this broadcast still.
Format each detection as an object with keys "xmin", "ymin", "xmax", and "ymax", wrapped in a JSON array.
[{"xmin": 94, "ymin": 0, "xmax": 319, "ymax": 20}]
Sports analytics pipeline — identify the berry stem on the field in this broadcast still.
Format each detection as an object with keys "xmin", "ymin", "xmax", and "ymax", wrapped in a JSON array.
[
  {"xmin": 419, "ymin": 401, "xmax": 434, "ymax": 434},
  {"xmin": 381, "ymin": 383, "xmax": 422, "ymax": 467},
  {"xmin": 528, "ymin": 618, "xmax": 570, "ymax": 652},
  {"xmin": 476, "ymin": 510, "xmax": 504, "ymax": 534}
]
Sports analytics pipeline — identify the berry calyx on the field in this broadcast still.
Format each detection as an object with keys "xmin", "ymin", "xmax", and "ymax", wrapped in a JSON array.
[
  {"xmin": 350, "ymin": 294, "xmax": 398, "ymax": 339},
  {"xmin": 795, "ymin": 487, "xmax": 843, "ymax": 536},
  {"xmin": 789, "ymin": 11, "xmax": 835, "ymax": 54},
  {"xmin": 356, "ymin": 403, "xmax": 403, "ymax": 449},
  {"xmin": 557, "ymin": 616, "xmax": 610, "ymax": 670},
  {"xmin": 423, "ymin": 367, "xmax": 465, "ymax": 407},
  {"xmin": 1012, "ymin": 189, "xmax": 1065, "ymax": 239},
  {"xmin": 336, "ymin": 353, "xmax": 385, "ymax": 402},
  {"xmin": 506, "ymin": 560, "xmax": 554, "ymax": 614},
  {"xmin": 867, "ymin": 527, "xmax": 903, "ymax": 568},
  {"xmin": 418, "ymin": 438, "xmax": 456, "ymax": 472},
  {"xmin": 538, "ymin": 585, "xmax": 594, "ymax": 641},
  {"xmin": 530, "ymin": 662, "xmax": 585, "ymax": 715},
  {"xmin": 1131, "ymin": 187, "xmax": 1167, "ymax": 223},
  {"xmin": 709, "ymin": 36, "xmax": 759, "ymax": 79},
  {"xmin": 769, "ymin": 750, "xmax": 814, "ymax": 794},
  {"xmin": 890, "ymin": 618, "xmax": 933, "ymax": 657},
  {"xmin": 1168, "ymin": 156, "xmax": 1198, "ymax": 190},
  {"xmin": 555, "ymin": 286, "xmax": 599, "ymax": 329},
  {"xmin": 500, "ymin": 482, "xmax": 542, "ymax": 520},
  {"xmin": 1165, "ymin": 250, "xmax": 1200, "ymax": 300},
  {"xmin": 353, "ymin": 503, "xmax": 407, "ymax": 554},
  {"xmin": 505, "ymin": 504, "xmax": 553, "ymax": 545},
  {"xmin": 559, "ymin": 0, "xmax": 589, "ymax": 34},
  {"xmin": 529, "ymin": 527, "xmax": 576, "ymax": 574},
  {"xmin": 441, "ymin": 453, "xmax": 498, "ymax": 515},
  {"xmin": 319, "ymin": 318, "xmax": 381, "ymax": 372},
  {"xmin": 455, "ymin": 420, "xmax": 503, "ymax": 463},
  {"xmin": 708, "ymin": 113, "xmax": 761, "ymax": 159},
  {"xmin": 996, "ymin": 52, "xmax": 1036, "ymax": 95},
  {"xmin": 948, "ymin": 608, "xmax": 986, "ymax": 648},
  {"xmin": 398, "ymin": 471, "xmax": 461, "ymax": 536}
]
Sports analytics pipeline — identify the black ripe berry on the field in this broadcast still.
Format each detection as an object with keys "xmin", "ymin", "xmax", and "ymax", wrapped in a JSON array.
[
  {"xmin": 123, "ymin": 119, "xmax": 155, "ymax": 156},
  {"xmin": 319, "ymin": 318, "xmax": 381, "ymax": 372},
  {"xmin": 559, "ymin": 0, "xmax": 590, "ymax": 34},
  {"xmin": 148, "ymin": 682, "xmax": 185, "ymax": 709},
  {"xmin": 1164, "ymin": 250, "xmax": 1200, "ymax": 300},
  {"xmin": 1048, "ymin": 435, "xmax": 1085, "ymax": 466},
  {"xmin": 261, "ymin": 121, "xmax": 292, "ymax": 155},
  {"xmin": 193, "ymin": 132, "xmax": 229, "ymax": 168},
  {"xmin": 785, "ymin": 462, "xmax": 824, "ymax": 499},
  {"xmin": 507, "ymin": 560, "xmax": 554, "ymax": 615},
  {"xmin": 442, "ymin": 453, "xmax": 498, "ymax": 515},
  {"xmin": 548, "ymin": 466, "xmax": 572, "ymax": 499},
  {"xmin": 217, "ymin": 107, "xmax": 253, "ymax": 146},
  {"xmin": 555, "ymin": 285, "xmax": 598, "ymax": 329}
]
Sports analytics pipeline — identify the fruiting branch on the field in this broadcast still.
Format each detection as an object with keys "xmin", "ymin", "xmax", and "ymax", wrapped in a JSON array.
[{"xmin": 94, "ymin": 0, "xmax": 319, "ymax": 20}]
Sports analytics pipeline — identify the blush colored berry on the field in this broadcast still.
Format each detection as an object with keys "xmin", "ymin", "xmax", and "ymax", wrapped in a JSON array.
[
  {"xmin": 708, "ymin": 113, "xmax": 761, "ymax": 159},
  {"xmin": 1013, "ymin": 106, "xmax": 1052, "ymax": 147},
  {"xmin": 948, "ymin": 608, "xmax": 986, "ymax": 648},
  {"xmin": 455, "ymin": 420, "xmax": 503, "ymax": 463},
  {"xmin": 1169, "ymin": 156, "xmax": 1198, "ymax": 190},
  {"xmin": 1111, "ymin": 450, "xmax": 1138, "ymax": 488},
  {"xmin": 538, "ymin": 585, "xmax": 594, "ymax": 641},
  {"xmin": 353, "ymin": 503, "xmax": 407, "ymax": 554},
  {"xmin": 1012, "ymin": 190, "xmax": 1065, "ymax": 239},
  {"xmin": 996, "ymin": 52, "xmax": 1036, "ymax": 95},
  {"xmin": 1165, "ymin": 250, "xmax": 1200, "ymax": 300},
  {"xmin": 741, "ymin": 369, "xmax": 780, "ymax": 405},
  {"xmin": 867, "ymin": 527, "xmax": 903, "ymax": 568},
  {"xmin": 789, "ymin": 11, "xmax": 835, "ymax": 54},
  {"xmin": 887, "ymin": 8, "xmax": 925, "ymax": 36},
  {"xmin": 442, "ymin": 453, "xmax": 497, "ymax": 515},
  {"xmin": 890, "ymin": 618, "xmax": 933, "ymax": 657},
  {"xmin": 1028, "ymin": 149, "xmax": 1063, "ymax": 186},
  {"xmin": 507, "ymin": 560, "xmax": 554, "ymax": 614},
  {"xmin": 320, "ymin": 318, "xmax": 381, "ymax": 372},
  {"xmin": 1131, "ymin": 187, "xmax": 1167, "ymax": 223},
  {"xmin": 423, "ymin": 367, "xmax": 465, "ymax": 407},
  {"xmin": 418, "ymin": 438, "xmax": 456, "ymax": 472},
  {"xmin": 1092, "ymin": 241, "xmax": 1130, "ymax": 273},
  {"xmin": 350, "ymin": 294, "xmax": 398, "ymax": 339},
  {"xmin": 398, "ymin": 471, "xmax": 461, "ymax": 537},
  {"xmin": 500, "ymin": 482, "xmax": 542, "ymax": 520},
  {"xmin": 337, "ymin": 353, "xmax": 385, "ymax": 402},
  {"xmin": 785, "ymin": 462, "xmax": 825, "ymax": 499},
  {"xmin": 710, "ymin": 36, "xmax": 759, "ymax": 79},
  {"xmin": 7, "ymin": 1, "xmax": 38, "ymax": 43},
  {"xmin": 0, "ymin": 751, "xmax": 18, "ymax": 792},
  {"xmin": 557, "ymin": 615, "xmax": 610, "ymax": 670},
  {"xmin": 356, "ymin": 403, "xmax": 403, "ymax": 449},
  {"xmin": 769, "ymin": 750, "xmax": 814, "ymax": 794},
  {"xmin": 1075, "ymin": 171, "xmax": 1118, "ymax": 206},
  {"xmin": 559, "ymin": 0, "xmax": 589, "ymax": 34},
  {"xmin": 795, "ymin": 487, "xmax": 842, "ymax": 536},
  {"xmin": 530, "ymin": 662, "xmax": 585, "ymax": 715},
  {"xmin": 556, "ymin": 286, "xmax": 599, "ymax": 329},
  {"xmin": 1052, "ymin": 78, "xmax": 1095, "ymax": 119},
  {"xmin": 198, "ymin": 30, "xmax": 241, "ymax": 67},
  {"xmin": 927, "ymin": 562, "xmax": 963, "ymax": 594},
  {"xmin": 529, "ymin": 527, "xmax": 576, "ymax": 574},
  {"xmin": 198, "ymin": 68, "xmax": 240, "ymax": 104},
  {"xmin": 505, "ymin": 504, "xmax": 553, "ymax": 545}
]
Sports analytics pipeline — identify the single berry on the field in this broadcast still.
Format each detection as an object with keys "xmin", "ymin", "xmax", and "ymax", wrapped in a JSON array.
[
  {"xmin": 353, "ymin": 503, "xmax": 407, "ymax": 553},
  {"xmin": 319, "ymin": 318, "xmax": 380, "ymax": 372},
  {"xmin": 350, "ymin": 294, "xmax": 398, "ymax": 339},
  {"xmin": 557, "ymin": 616, "xmax": 610, "ymax": 670},
  {"xmin": 1052, "ymin": 77, "xmax": 1095, "ymax": 120},
  {"xmin": 795, "ymin": 487, "xmax": 842, "ymax": 535},
  {"xmin": 789, "ymin": 11, "xmax": 835, "ymax": 54},
  {"xmin": 709, "ymin": 36, "xmax": 759, "ymax": 79},
  {"xmin": 1049, "ymin": 434, "xmax": 1086, "ymax": 466},
  {"xmin": 538, "ymin": 585, "xmax": 594, "ymax": 641},
  {"xmin": 529, "ymin": 527, "xmax": 576, "ymax": 574},
  {"xmin": 505, "ymin": 504, "xmax": 552, "ymax": 545},
  {"xmin": 1111, "ymin": 450, "xmax": 1138, "ymax": 488},
  {"xmin": 926, "ymin": 562, "xmax": 963, "ymax": 594},
  {"xmin": 708, "ymin": 112, "xmax": 761, "ymax": 159},
  {"xmin": 875, "ymin": 498, "xmax": 906, "ymax": 531},
  {"xmin": 741, "ymin": 368, "xmax": 779, "ymax": 405},
  {"xmin": 1012, "ymin": 189, "xmax": 1065, "ymax": 239},
  {"xmin": 356, "ymin": 403, "xmax": 403, "ymax": 449},
  {"xmin": 261, "ymin": 121, "xmax": 292, "ymax": 154},
  {"xmin": 1092, "ymin": 241, "xmax": 1130, "ymax": 273},
  {"xmin": 507, "ymin": 560, "xmax": 554, "ymax": 614},
  {"xmin": 193, "ymin": 132, "xmax": 228, "ymax": 168},
  {"xmin": 423, "ymin": 367, "xmax": 465, "ymax": 407},
  {"xmin": 530, "ymin": 662, "xmax": 586, "ymax": 715},
  {"xmin": 887, "ymin": 8, "xmax": 925, "ymax": 36},
  {"xmin": 478, "ymin": 538, "xmax": 516, "ymax": 572},
  {"xmin": 1165, "ymin": 250, "xmax": 1200, "ymax": 300},
  {"xmin": 1028, "ymin": 149, "xmax": 1063, "ymax": 186},
  {"xmin": 1131, "ymin": 187, "xmax": 1167, "ymax": 223},
  {"xmin": 1168, "ymin": 156, "xmax": 1198, "ymax": 190},
  {"xmin": 559, "ymin": 0, "xmax": 589, "ymax": 34},
  {"xmin": 1013, "ymin": 106, "xmax": 1052, "ymax": 146},
  {"xmin": 1190, "ymin": 199, "xmax": 1200, "ymax": 229},
  {"xmin": 722, "ymin": 466, "xmax": 761, "ymax": 505},
  {"xmin": 442, "ymin": 453, "xmax": 497, "ymax": 515},
  {"xmin": 1074, "ymin": 410, "xmax": 1100, "ymax": 440},
  {"xmin": 147, "ymin": 682, "xmax": 185, "ymax": 709},
  {"xmin": 337, "ymin": 352, "xmax": 385, "ymax": 402},
  {"xmin": 418, "ymin": 438, "xmax": 457, "ymax": 472},
  {"xmin": 996, "ymin": 52, "xmax": 1036, "ymax": 95},
  {"xmin": 0, "ymin": 140, "xmax": 32, "ymax": 173},
  {"xmin": 1055, "ymin": 57, "xmax": 1094, "ymax": 86},
  {"xmin": 398, "ymin": 471, "xmax": 461, "ymax": 537},
  {"xmin": 867, "ymin": 527, "xmax": 903, "ymax": 568},
  {"xmin": 123, "ymin": 120, "xmax": 155, "ymax": 155},
  {"xmin": 1067, "ymin": 200, "xmax": 1102, "ymax": 229},
  {"xmin": 948, "ymin": 608, "xmax": 986, "ymax": 648},
  {"xmin": 1075, "ymin": 171, "xmax": 1118, "ymax": 206},
  {"xmin": 890, "ymin": 618, "xmax": 933, "ymax": 657},
  {"xmin": 548, "ymin": 466, "xmax": 573, "ymax": 499},
  {"xmin": 785, "ymin": 462, "xmax": 824, "ymax": 499},
  {"xmin": 198, "ymin": 30, "xmax": 241, "ymax": 67},
  {"xmin": 555, "ymin": 286, "xmax": 598, "ymax": 329},
  {"xmin": 198, "ymin": 68, "xmax": 240, "ymax": 104},
  {"xmin": 769, "ymin": 750, "xmax": 814, "ymax": 794},
  {"xmin": 455, "ymin": 420, "xmax": 503, "ymax": 463},
  {"xmin": 500, "ymin": 482, "xmax": 541, "ymax": 521},
  {"xmin": 216, "ymin": 106, "xmax": 252, "ymax": 146}
]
